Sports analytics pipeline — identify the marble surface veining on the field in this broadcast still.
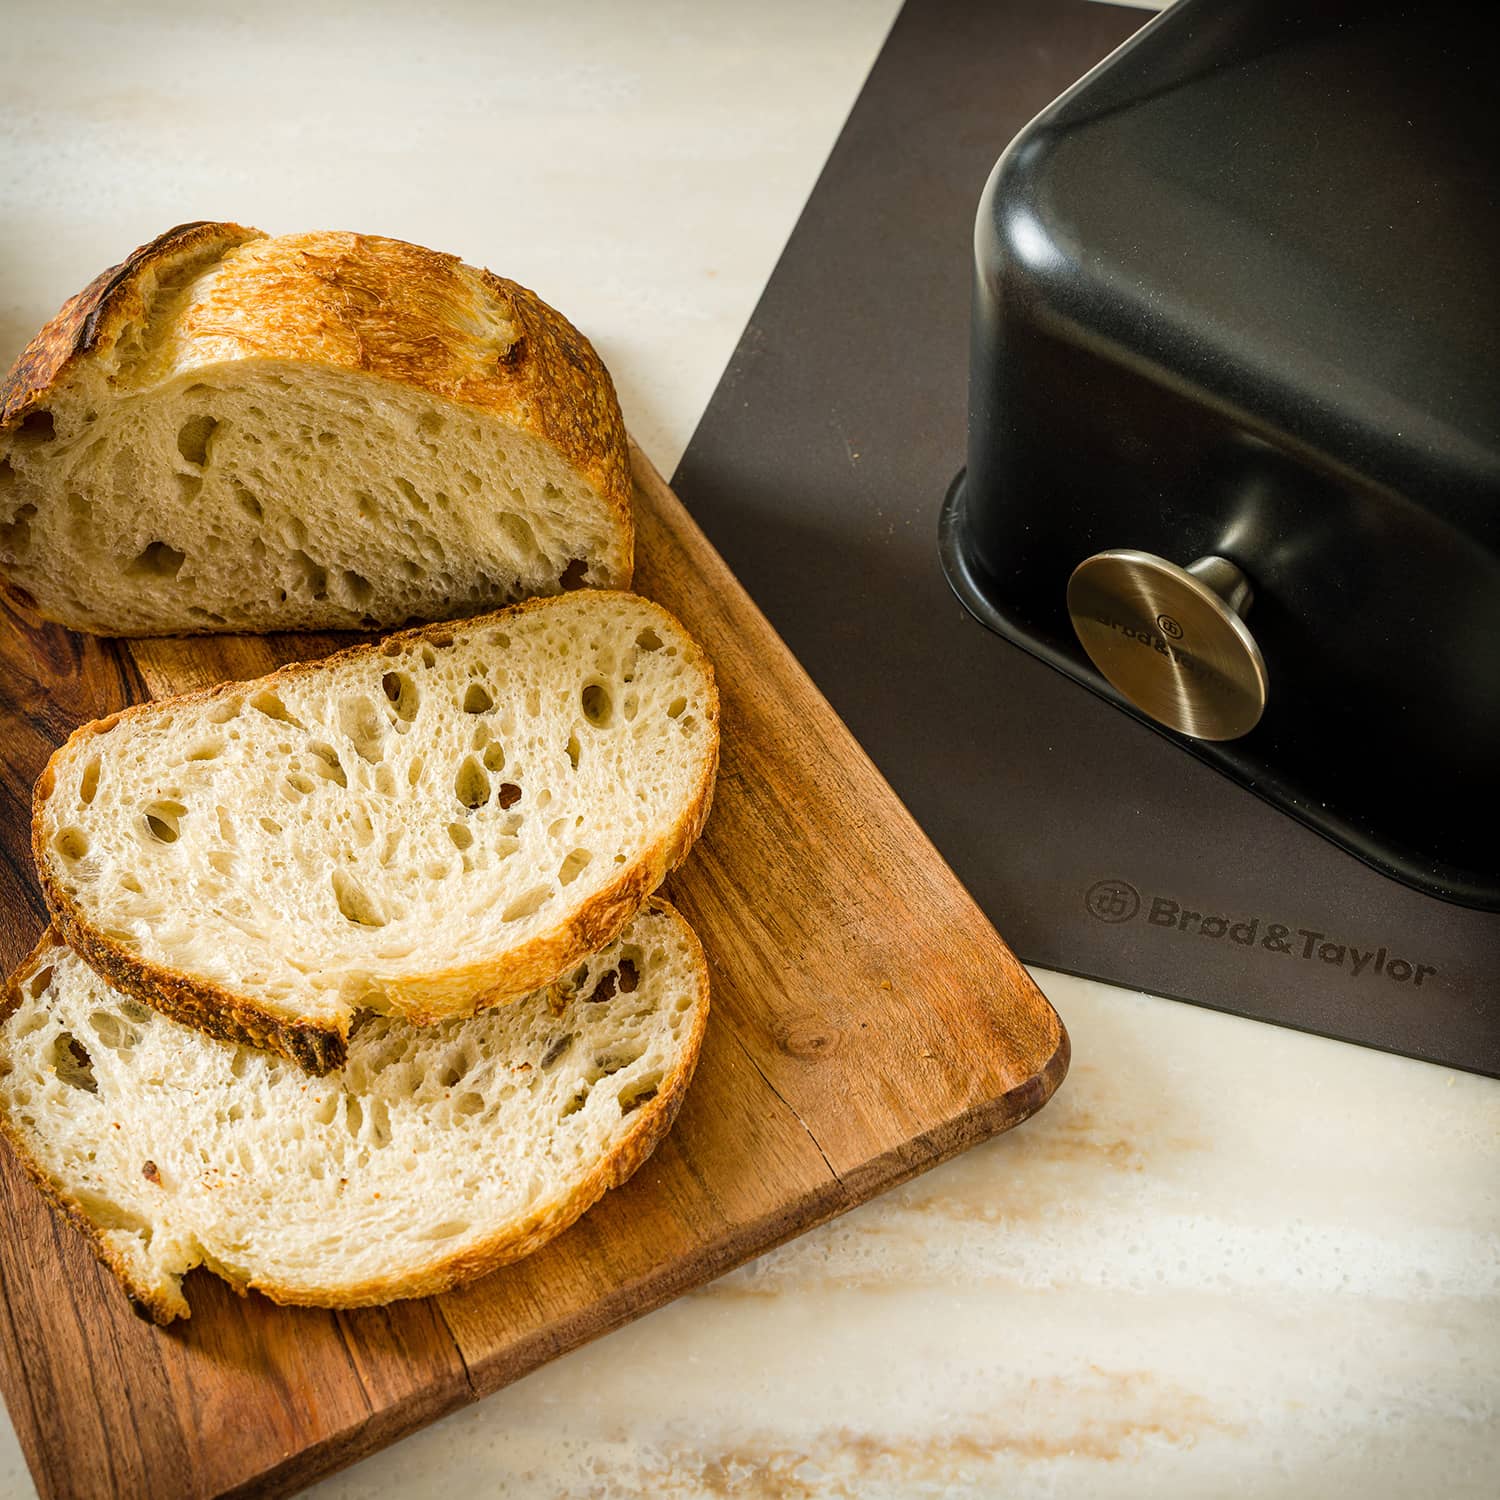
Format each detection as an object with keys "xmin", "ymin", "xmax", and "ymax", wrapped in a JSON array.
[{"xmin": 1, "ymin": 3, "xmax": 1496, "ymax": 1497}]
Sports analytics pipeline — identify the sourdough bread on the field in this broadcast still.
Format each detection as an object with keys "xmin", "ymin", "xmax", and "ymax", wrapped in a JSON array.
[
  {"xmin": 0, "ymin": 901, "xmax": 708, "ymax": 1323},
  {"xmin": 0, "ymin": 222, "xmax": 633, "ymax": 634},
  {"xmin": 34, "ymin": 591, "xmax": 718, "ymax": 1072}
]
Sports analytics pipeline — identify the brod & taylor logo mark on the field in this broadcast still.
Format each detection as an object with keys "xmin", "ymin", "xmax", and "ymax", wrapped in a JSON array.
[{"xmin": 1084, "ymin": 878, "xmax": 1438, "ymax": 987}]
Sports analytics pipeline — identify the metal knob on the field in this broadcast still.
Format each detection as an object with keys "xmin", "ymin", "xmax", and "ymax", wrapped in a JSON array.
[{"xmin": 1066, "ymin": 551, "xmax": 1267, "ymax": 741}]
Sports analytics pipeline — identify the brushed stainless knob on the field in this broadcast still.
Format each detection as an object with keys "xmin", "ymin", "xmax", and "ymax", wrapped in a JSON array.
[{"xmin": 1067, "ymin": 551, "xmax": 1267, "ymax": 741}]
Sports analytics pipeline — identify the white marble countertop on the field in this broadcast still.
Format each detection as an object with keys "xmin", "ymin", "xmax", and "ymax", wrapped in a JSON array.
[{"xmin": 1, "ymin": 3, "xmax": 1496, "ymax": 1496}]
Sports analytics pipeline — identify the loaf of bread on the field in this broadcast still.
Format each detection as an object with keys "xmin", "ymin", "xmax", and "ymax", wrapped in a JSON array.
[
  {"xmin": 0, "ymin": 221, "xmax": 633, "ymax": 635},
  {"xmin": 34, "ymin": 591, "xmax": 718, "ymax": 1073},
  {"xmin": 0, "ymin": 901, "xmax": 708, "ymax": 1323}
]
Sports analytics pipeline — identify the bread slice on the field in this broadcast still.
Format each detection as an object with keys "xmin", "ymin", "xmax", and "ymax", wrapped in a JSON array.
[
  {"xmin": 0, "ymin": 221, "xmax": 633, "ymax": 635},
  {"xmin": 34, "ymin": 591, "xmax": 718, "ymax": 1073},
  {"xmin": 0, "ymin": 901, "xmax": 708, "ymax": 1323}
]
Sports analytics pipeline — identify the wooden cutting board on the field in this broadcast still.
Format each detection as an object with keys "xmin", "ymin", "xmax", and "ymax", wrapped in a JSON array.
[{"xmin": 0, "ymin": 446, "xmax": 1068, "ymax": 1500}]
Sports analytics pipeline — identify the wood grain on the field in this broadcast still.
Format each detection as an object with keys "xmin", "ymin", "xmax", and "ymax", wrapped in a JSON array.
[{"xmin": 0, "ymin": 447, "xmax": 1067, "ymax": 1499}]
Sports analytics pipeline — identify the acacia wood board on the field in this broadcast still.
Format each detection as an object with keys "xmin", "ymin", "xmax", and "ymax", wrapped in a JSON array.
[{"xmin": 0, "ymin": 446, "xmax": 1068, "ymax": 1500}]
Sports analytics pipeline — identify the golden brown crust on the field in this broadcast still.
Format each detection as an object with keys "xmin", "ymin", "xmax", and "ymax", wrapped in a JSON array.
[
  {"xmin": 0, "ymin": 221, "xmax": 262, "ymax": 429},
  {"xmin": 1, "ymin": 224, "xmax": 632, "ymax": 586},
  {"xmin": 178, "ymin": 231, "xmax": 632, "ymax": 568},
  {"xmin": 34, "ymin": 592, "xmax": 718, "ymax": 1075},
  {"xmin": 0, "ymin": 903, "xmax": 708, "ymax": 1324}
]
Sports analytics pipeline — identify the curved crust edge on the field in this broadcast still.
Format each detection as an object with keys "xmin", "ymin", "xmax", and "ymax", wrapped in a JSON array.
[
  {"xmin": 32, "ymin": 592, "xmax": 717, "ymax": 1075},
  {"xmin": 0, "ymin": 900, "xmax": 708, "ymax": 1324},
  {"xmin": 0, "ymin": 220, "xmax": 262, "ymax": 430}
]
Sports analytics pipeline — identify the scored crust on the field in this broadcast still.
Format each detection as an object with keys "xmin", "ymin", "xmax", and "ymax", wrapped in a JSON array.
[
  {"xmin": 0, "ymin": 221, "xmax": 260, "ymax": 430},
  {"xmin": 0, "ymin": 901, "xmax": 711, "ymax": 1323},
  {"xmin": 0, "ymin": 221, "xmax": 634, "ymax": 626},
  {"xmin": 32, "ymin": 591, "xmax": 719, "ymax": 1075}
]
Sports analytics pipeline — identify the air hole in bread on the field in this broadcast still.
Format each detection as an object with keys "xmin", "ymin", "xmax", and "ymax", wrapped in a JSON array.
[
  {"xmin": 291, "ymin": 550, "xmax": 329, "ymax": 600},
  {"xmin": 420, "ymin": 1218, "xmax": 473, "ymax": 1240},
  {"xmin": 558, "ymin": 848, "xmax": 592, "ymax": 886},
  {"xmin": 407, "ymin": 755, "xmax": 424, "ymax": 787},
  {"xmin": 317, "ymin": 431, "xmax": 336, "ymax": 447},
  {"xmin": 342, "ymin": 570, "xmax": 373, "ymax": 606},
  {"xmin": 588, "ymin": 969, "xmax": 618, "ymax": 1004},
  {"xmin": 447, "ymin": 821, "xmax": 473, "ymax": 851},
  {"xmin": 230, "ymin": 479, "xmax": 263, "ymax": 520},
  {"xmin": 344, "ymin": 1095, "xmax": 364, "ymax": 1139},
  {"xmin": 561, "ymin": 1087, "xmax": 589, "ymax": 1118},
  {"xmin": 175, "ymin": 414, "xmax": 218, "ymax": 466},
  {"xmin": 540, "ymin": 1033, "xmax": 573, "ymax": 1070},
  {"xmin": 454, "ymin": 756, "xmax": 491, "ymax": 809},
  {"xmin": 618, "ymin": 957, "xmax": 640, "ymax": 993},
  {"xmin": 394, "ymin": 476, "xmax": 428, "ymax": 514},
  {"xmin": 331, "ymin": 871, "xmax": 387, "ymax": 927},
  {"xmin": 565, "ymin": 733, "xmax": 581, "ymax": 770},
  {"xmin": 621, "ymin": 1083, "xmax": 659, "ymax": 1116},
  {"xmin": 581, "ymin": 683, "xmax": 612, "ymax": 728},
  {"xmin": 355, "ymin": 490, "xmax": 379, "ymax": 520},
  {"xmin": 259, "ymin": 816, "xmax": 282, "ymax": 836},
  {"xmin": 597, "ymin": 1045, "xmax": 643, "ymax": 1078},
  {"xmin": 367, "ymin": 1097, "xmax": 392, "ymax": 1147},
  {"xmin": 52, "ymin": 1032, "xmax": 98, "ymax": 1093},
  {"xmin": 207, "ymin": 698, "xmax": 241, "ymax": 724},
  {"xmin": 143, "ymin": 801, "xmax": 185, "ymax": 843},
  {"xmin": 53, "ymin": 826, "xmax": 89, "ymax": 861},
  {"xmin": 250, "ymin": 690, "xmax": 303, "ymax": 728},
  {"xmin": 177, "ymin": 473, "xmax": 203, "ymax": 503},
  {"xmin": 503, "ymin": 885, "xmax": 550, "ymax": 923},
  {"xmin": 186, "ymin": 742, "xmax": 222, "ymax": 762},
  {"xmin": 559, "ymin": 558, "xmax": 588, "ymax": 590},
  {"xmin": 125, "ymin": 540, "xmax": 186, "ymax": 580},
  {"xmin": 497, "ymin": 513, "xmax": 541, "ymax": 562},
  {"xmin": 208, "ymin": 850, "xmax": 234, "ymax": 876},
  {"xmin": 0, "ymin": 502, "xmax": 37, "ymax": 557},
  {"xmin": 283, "ymin": 771, "xmax": 315, "ymax": 796},
  {"xmin": 307, "ymin": 742, "xmax": 347, "ymax": 786},
  {"xmin": 119, "ymin": 872, "xmax": 144, "ymax": 894},
  {"xmin": 453, "ymin": 1092, "xmax": 484, "ymax": 1118},
  {"xmin": 27, "ymin": 966, "xmax": 54, "ymax": 1000},
  {"xmin": 496, "ymin": 781, "xmax": 521, "ymax": 809},
  {"xmin": 89, "ymin": 1010, "xmax": 138, "ymax": 1053},
  {"xmin": 17, "ymin": 410, "xmax": 55, "ymax": 443},
  {"xmin": 0, "ymin": 457, "xmax": 14, "ymax": 490},
  {"xmin": 339, "ymin": 696, "xmax": 386, "ymax": 764},
  {"xmin": 636, "ymin": 628, "xmax": 663, "ymax": 651},
  {"xmin": 462, "ymin": 683, "xmax": 494, "ymax": 715},
  {"xmin": 79, "ymin": 758, "xmax": 102, "ymax": 805},
  {"xmin": 667, "ymin": 696, "xmax": 687, "ymax": 719},
  {"xmin": 418, "ymin": 411, "xmax": 444, "ymax": 438},
  {"xmin": 381, "ymin": 671, "xmax": 419, "ymax": 721}
]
